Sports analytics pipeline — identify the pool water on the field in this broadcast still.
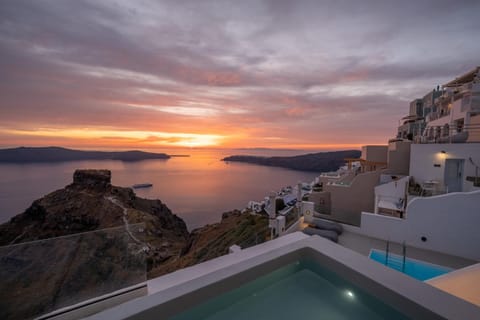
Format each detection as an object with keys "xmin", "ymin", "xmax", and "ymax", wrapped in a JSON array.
[
  {"xmin": 369, "ymin": 250, "xmax": 452, "ymax": 281},
  {"xmin": 170, "ymin": 260, "xmax": 409, "ymax": 320}
]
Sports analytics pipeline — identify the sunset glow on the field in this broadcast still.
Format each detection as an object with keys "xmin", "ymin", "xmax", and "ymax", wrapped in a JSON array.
[
  {"xmin": 1, "ymin": 128, "xmax": 225, "ymax": 148},
  {"xmin": 1, "ymin": 1, "xmax": 479, "ymax": 151}
]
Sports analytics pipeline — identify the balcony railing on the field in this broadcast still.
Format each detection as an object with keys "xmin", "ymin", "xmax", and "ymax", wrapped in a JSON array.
[{"xmin": 0, "ymin": 224, "xmax": 147, "ymax": 320}]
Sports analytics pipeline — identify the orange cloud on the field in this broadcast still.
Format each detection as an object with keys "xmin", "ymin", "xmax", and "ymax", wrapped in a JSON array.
[{"xmin": 0, "ymin": 128, "xmax": 226, "ymax": 148}]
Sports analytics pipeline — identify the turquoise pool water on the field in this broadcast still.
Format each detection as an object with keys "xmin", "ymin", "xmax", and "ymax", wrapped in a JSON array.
[
  {"xmin": 170, "ymin": 260, "xmax": 409, "ymax": 320},
  {"xmin": 369, "ymin": 250, "xmax": 452, "ymax": 281}
]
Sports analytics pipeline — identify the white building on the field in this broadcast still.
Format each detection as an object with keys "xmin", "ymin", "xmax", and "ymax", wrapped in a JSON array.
[
  {"xmin": 397, "ymin": 66, "xmax": 480, "ymax": 144},
  {"xmin": 298, "ymin": 67, "xmax": 480, "ymax": 309}
]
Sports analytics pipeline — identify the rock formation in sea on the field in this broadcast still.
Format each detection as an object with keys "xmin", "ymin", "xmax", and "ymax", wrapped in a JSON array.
[
  {"xmin": 0, "ymin": 169, "xmax": 268, "ymax": 320},
  {"xmin": 0, "ymin": 169, "xmax": 189, "ymax": 259}
]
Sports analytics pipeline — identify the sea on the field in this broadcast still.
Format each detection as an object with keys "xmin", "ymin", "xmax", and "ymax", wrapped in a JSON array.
[{"xmin": 0, "ymin": 148, "xmax": 320, "ymax": 230}]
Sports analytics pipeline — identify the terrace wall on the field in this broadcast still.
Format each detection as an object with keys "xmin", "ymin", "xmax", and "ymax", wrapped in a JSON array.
[{"xmin": 356, "ymin": 190, "xmax": 480, "ymax": 261}]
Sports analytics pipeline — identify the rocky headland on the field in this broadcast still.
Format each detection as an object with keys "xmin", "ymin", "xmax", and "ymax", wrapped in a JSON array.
[
  {"xmin": 0, "ymin": 169, "xmax": 268, "ymax": 319},
  {"xmin": 0, "ymin": 169, "xmax": 269, "ymax": 274},
  {"xmin": 222, "ymin": 150, "xmax": 361, "ymax": 172}
]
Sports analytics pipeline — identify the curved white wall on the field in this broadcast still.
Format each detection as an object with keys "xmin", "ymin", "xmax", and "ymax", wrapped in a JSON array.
[{"xmin": 358, "ymin": 190, "xmax": 480, "ymax": 261}]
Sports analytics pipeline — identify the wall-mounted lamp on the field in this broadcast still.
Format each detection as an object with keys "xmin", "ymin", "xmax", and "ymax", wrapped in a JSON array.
[{"xmin": 437, "ymin": 150, "xmax": 447, "ymax": 161}]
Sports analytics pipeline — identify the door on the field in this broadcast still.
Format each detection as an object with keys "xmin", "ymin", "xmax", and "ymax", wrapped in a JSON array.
[{"xmin": 444, "ymin": 159, "xmax": 464, "ymax": 192}]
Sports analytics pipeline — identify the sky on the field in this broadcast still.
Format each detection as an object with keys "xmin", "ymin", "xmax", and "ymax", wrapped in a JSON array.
[{"xmin": 0, "ymin": 0, "xmax": 479, "ymax": 151}]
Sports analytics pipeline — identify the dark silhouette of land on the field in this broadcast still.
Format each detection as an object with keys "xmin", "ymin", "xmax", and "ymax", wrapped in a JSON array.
[
  {"xmin": 223, "ymin": 150, "xmax": 361, "ymax": 172},
  {"xmin": 0, "ymin": 146, "xmax": 170, "ymax": 163}
]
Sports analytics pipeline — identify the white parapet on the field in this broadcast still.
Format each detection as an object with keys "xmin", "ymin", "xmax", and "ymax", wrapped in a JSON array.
[
  {"xmin": 427, "ymin": 263, "xmax": 480, "ymax": 307},
  {"xmin": 357, "ymin": 190, "xmax": 480, "ymax": 261},
  {"xmin": 276, "ymin": 216, "xmax": 286, "ymax": 236}
]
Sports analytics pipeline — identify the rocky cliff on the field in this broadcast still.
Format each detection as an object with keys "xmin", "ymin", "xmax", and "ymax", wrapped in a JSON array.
[
  {"xmin": 0, "ymin": 169, "xmax": 189, "ymax": 263},
  {"xmin": 0, "ymin": 169, "xmax": 268, "ymax": 319},
  {"xmin": 151, "ymin": 210, "xmax": 269, "ymax": 277}
]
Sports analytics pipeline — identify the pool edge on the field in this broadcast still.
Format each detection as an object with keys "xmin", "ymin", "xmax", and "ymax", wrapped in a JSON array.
[{"xmin": 85, "ymin": 233, "xmax": 480, "ymax": 320}]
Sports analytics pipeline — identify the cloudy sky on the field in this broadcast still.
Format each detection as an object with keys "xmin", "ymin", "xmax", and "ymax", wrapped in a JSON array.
[{"xmin": 1, "ymin": 0, "xmax": 479, "ymax": 150}]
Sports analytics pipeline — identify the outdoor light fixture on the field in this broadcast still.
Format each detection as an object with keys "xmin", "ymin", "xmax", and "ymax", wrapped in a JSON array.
[
  {"xmin": 345, "ymin": 290, "xmax": 355, "ymax": 299},
  {"xmin": 441, "ymin": 150, "xmax": 446, "ymax": 154}
]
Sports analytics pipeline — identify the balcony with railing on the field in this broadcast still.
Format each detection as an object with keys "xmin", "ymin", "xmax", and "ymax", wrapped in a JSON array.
[
  {"xmin": 416, "ymin": 122, "xmax": 469, "ymax": 144},
  {"xmin": 426, "ymin": 109, "xmax": 450, "ymax": 122},
  {"xmin": 414, "ymin": 112, "xmax": 480, "ymax": 144}
]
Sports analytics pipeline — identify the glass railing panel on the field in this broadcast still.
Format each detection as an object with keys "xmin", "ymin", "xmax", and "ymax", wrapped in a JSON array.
[{"xmin": 0, "ymin": 224, "xmax": 146, "ymax": 320}]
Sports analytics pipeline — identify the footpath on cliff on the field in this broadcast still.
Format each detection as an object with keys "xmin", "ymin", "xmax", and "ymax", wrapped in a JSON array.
[
  {"xmin": 0, "ymin": 169, "xmax": 269, "ymax": 276},
  {"xmin": 0, "ymin": 169, "xmax": 269, "ymax": 319}
]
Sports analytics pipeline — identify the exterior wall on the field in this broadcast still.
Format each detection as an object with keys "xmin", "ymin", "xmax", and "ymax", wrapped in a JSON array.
[
  {"xmin": 467, "ymin": 114, "xmax": 480, "ymax": 142},
  {"xmin": 357, "ymin": 190, "xmax": 480, "ymax": 261},
  {"xmin": 450, "ymin": 98, "xmax": 465, "ymax": 121},
  {"xmin": 409, "ymin": 99, "xmax": 423, "ymax": 116},
  {"xmin": 471, "ymin": 83, "xmax": 480, "ymax": 111},
  {"xmin": 361, "ymin": 145, "xmax": 388, "ymax": 162},
  {"xmin": 409, "ymin": 143, "xmax": 480, "ymax": 192},
  {"xmin": 306, "ymin": 191, "xmax": 331, "ymax": 214},
  {"xmin": 387, "ymin": 140, "xmax": 411, "ymax": 175},
  {"xmin": 324, "ymin": 170, "xmax": 382, "ymax": 226}
]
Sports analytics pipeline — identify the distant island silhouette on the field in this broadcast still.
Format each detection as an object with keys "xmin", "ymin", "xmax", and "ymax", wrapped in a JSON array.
[
  {"xmin": 223, "ymin": 150, "xmax": 361, "ymax": 172},
  {"xmin": 0, "ymin": 146, "xmax": 171, "ymax": 163}
]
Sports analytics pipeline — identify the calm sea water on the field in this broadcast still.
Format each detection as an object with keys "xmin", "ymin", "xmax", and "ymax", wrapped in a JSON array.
[{"xmin": 0, "ymin": 148, "xmax": 319, "ymax": 230}]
